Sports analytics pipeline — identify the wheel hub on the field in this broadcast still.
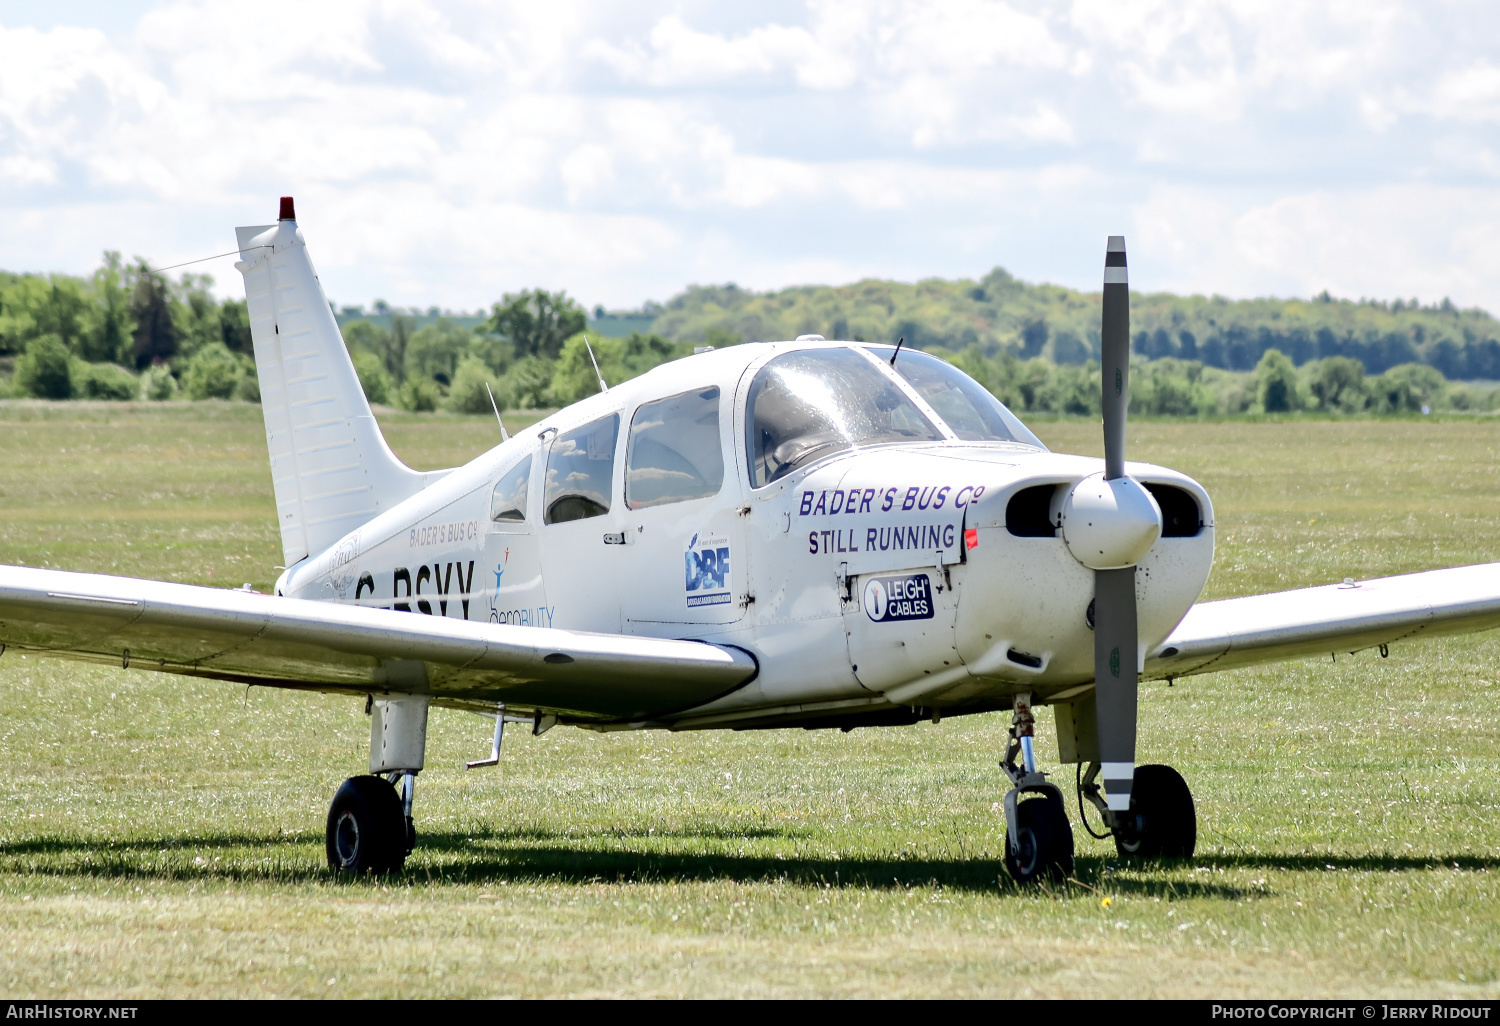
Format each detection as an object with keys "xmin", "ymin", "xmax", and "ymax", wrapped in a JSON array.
[{"xmin": 334, "ymin": 810, "xmax": 360, "ymax": 865}]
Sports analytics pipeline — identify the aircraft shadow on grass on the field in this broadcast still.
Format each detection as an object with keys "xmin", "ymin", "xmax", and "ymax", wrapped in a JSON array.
[{"xmin": 6, "ymin": 830, "xmax": 1494, "ymax": 899}]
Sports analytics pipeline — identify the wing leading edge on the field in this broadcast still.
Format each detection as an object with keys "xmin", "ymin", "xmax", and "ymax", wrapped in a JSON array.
[
  {"xmin": 1147, "ymin": 562, "xmax": 1500, "ymax": 679},
  {"xmin": 0, "ymin": 565, "xmax": 757, "ymax": 721}
]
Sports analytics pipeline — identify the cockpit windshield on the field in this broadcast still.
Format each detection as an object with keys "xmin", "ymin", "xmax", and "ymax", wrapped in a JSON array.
[
  {"xmin": 745, "ymin": 348, "xmax": 943, "ymax": 488},
  {"xmin": 870, "ymin": 346, "xmax": 1047, "ymax": 449}
]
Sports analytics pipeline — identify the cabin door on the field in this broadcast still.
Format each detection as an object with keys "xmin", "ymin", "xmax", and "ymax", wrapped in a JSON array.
[{"xmin": 619, "ymin": 385, "xmax": 749, "ymax": 633}]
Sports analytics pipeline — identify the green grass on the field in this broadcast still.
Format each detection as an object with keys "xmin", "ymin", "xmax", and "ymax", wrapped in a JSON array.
[{"xmin": 2, "ymin": 403, "xmax": 1498, "ymax": 997}]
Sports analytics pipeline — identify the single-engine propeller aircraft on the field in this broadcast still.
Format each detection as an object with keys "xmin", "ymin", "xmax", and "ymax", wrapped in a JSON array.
[{"xmin": 4, "ymin": 198, "xmax": 1500, "ymax": 882}]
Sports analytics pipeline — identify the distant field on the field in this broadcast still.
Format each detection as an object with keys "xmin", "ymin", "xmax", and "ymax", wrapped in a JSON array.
[{"xmin": 1, "ymin": 402, "xmax": 1498, "ymax": 998}]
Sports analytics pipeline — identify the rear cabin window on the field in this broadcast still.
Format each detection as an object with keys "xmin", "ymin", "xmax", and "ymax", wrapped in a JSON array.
[
  {"xmin": 626, "ymin": 387, "xmax": 724, "ymax": 509},
  {"xmin": 544, "ymin": 414, "xmax": 619, "ymax": 524},
  {"xmin": 490, "ymin": 456, "xmax": 532, "ymax": 523},
  {"xmin": 744, "ymin": 348, "xmax": 943, "ymax": 488}
]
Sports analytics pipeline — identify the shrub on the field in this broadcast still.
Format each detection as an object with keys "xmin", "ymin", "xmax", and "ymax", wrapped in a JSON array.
[
  {"xmin": 500, "ymin": 355, "xmax": 556, "ymax": 409},
  {"xmin": 446, "ymin": 356, "xmax": 502, "ymax": 415},
  {"xmin": 398, "ymin": 377, "xmax": 441, "ymax": 412},
  {"xmin": 550, "ymin": 334, "xmax": 622, "ymax": 404},
  {"xmin": 1255, "ymin": 348, "xmax": 1301, "ymax": 413},
  {"xmin": 182, "ymin": 343, "xmax": 243, "ymax": 400},
  {"xmin": 1371, "ymin": 363, "xmax": 1446, "ymax": 413},
  {"xmin": 1304, "ymin": 356, "xmax": 1367, "ymax": 412},
  {"xmin": 139, "ymin": 364, "xmax": 179, "ymax": 401},
  {"xmin": 404, "ymin": 318, "xmax": 474, "ymax": 385},
  {"xmin": 351, "ymin": 349, "xmax": 393, "ymax": 405},
  {"xmin": 234, "ymin": 355, "xmax": 260, "ymax": 403},
  {"xmin": 75, "ymin": 361, "xmax": 138, "ymax": 401},
  {"xmin": 15, "ymin": 334, "xmax": 73, "ymax": 399}
]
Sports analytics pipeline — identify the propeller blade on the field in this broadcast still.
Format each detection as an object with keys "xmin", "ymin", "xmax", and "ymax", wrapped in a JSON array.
[
  {"xmin": 1093, "ymin": 566, "xmax": 1137, "ymax": 811},
  {"xmin": 1096, "ymin": 234, "xmax": 1136, "ymax": 813},
  {"xmin": 1101, "ymin": 235, "xmax": 1129, "ymax": 481}
]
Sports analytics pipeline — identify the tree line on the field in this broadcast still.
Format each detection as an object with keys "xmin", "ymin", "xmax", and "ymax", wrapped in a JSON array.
[
  {"xmin": 2, "ymin": 253, "xmax": 1498, "ymax": 416},
  {"xmin": 650, "ymin": 268, "xmax": 1500, "ymax": 381}
]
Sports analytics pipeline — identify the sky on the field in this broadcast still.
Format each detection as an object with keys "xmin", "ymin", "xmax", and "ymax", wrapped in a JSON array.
[{"xmin": 2, "ymin": 0, "xmax": 1499, "ymax": 314}]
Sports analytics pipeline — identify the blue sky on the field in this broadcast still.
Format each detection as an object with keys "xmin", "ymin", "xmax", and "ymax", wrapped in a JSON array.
[{"xmin": 2, "ymin": 1, "xmax": 1499, "ymax": 313}]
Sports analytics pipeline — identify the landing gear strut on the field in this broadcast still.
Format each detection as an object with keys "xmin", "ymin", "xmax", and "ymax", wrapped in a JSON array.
[
  {"xmin": 1078, "ymin": 761, "xmax": 1197, "ymax": 859},
  {"xmin": 327, "ymin": 694, "xmax": 429, "ymax": 875},
  {"xmin": 1001, "ymin": 693, "xmax": 1074, "ymax": 884}
]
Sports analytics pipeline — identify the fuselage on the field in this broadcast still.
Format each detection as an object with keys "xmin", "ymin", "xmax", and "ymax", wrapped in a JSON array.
[{"xmin": 278, "ymin": 341, "xmax": 1215, "ymax": 727}]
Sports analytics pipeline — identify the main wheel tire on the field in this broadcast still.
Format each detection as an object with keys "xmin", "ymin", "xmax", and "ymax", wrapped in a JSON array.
[
  {"xmin": 326, "ymin": 776, "xmax": 407, "ymax": 875},
  {"xmin": 1005, "ymin": 794, "xmax": 1075, "ymax": 884},
  {"xmin": 1114, "ymin": 764, "xmax": 1196, "ymax": 859}
]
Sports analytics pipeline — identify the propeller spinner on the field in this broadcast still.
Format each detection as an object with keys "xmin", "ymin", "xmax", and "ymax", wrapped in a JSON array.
[{"xmin": 1058, "ymin": 236, "xmax": 1162, "ymax": 813}]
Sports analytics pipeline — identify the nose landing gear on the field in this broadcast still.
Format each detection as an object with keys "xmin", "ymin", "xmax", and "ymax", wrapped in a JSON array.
[
  {"xmin": 1078, "ymin": 760, "xmax": 1197, "ymax": 859},
  {"xmin": 1001, "ymin": 693, "xmax": 1075, "ymax": 884},
  {"xmin": 1109, "ymin": 763, "xmax": 1196, "ymax": 858}
]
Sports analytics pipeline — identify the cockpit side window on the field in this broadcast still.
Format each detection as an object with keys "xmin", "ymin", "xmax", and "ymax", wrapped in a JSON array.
[
  {"xmin": 490, "ymin": 456, "xmax": 532, "ymax": 523},
  {"xmin": 626, "ymin": 387, "xmax": 724, "ymax": 509},
  {"xmin": 544, "ymin": 413, "xmax": 619, "ymax": 524},
  {"xmin": 872, "ymin": 346, "xmax": 1047, "ymax": 449},
  {"xmin": 744, "ymin": 348, "xmax": 943, "ymax": 488}
]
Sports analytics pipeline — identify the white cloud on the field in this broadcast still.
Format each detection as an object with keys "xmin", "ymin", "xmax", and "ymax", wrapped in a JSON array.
[
  {"xmin": 1427, "ymin": 60, "xmax": 1500, "ymax": 123},
  {"xmin": 0, "ymin": 1, "xmax": 1499, "ymax": 314},
  {"xmin": 1134, "ymin": 183, "xmax": 1500, "ymax": 309}
]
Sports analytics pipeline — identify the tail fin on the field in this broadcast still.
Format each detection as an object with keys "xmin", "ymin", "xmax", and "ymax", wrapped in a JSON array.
[{"xmin": 235, "ymin": 198, "xmax": 446, "ymax": 568}]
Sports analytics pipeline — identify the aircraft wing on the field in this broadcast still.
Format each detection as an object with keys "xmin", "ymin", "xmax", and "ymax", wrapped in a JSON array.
[
  {"xmin": 1147, "ymin": 562, "xmax": 1500, "ymax": 679},
  {"xmin": 0, "ymin": 565, "xmax": 757, "ymax": 721}
]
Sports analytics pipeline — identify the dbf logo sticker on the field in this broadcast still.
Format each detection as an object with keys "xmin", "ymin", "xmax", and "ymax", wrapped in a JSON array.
[
  {"xmin": 685, "ymin": 533, "xmax": 731, "ymax": 608},
  {"xmin": 863, "ymin": 573, "xmax": 934, "ymax": 622}
]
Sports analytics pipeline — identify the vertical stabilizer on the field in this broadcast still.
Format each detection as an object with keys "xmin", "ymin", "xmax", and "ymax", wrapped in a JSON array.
[{"xmin": 235, "ymin": 198, "xmax": 446, "ymax": 567}]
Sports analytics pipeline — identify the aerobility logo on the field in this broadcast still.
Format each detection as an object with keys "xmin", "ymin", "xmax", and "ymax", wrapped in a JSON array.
[
  {"xmin": 863, "ymin": 573, "xmax": 934, "ymax": 622},
  {"xmin": 685, "ymin": 532, "xmax": 731, "ymax": 608},
  {"xmin": 492, "ymin": 547, "xmax": 510, "ymax": 605}
]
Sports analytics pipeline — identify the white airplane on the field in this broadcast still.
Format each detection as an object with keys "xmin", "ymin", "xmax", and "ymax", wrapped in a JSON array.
[{"xmin": 4, "ymin": 198, "xmax": 1499, "ymax": 882}]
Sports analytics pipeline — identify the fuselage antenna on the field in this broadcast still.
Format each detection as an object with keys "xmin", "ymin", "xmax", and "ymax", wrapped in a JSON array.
[
  {"xmin": 890, "ymin": 336, "xmax": 905, "ymax": 366},
  {"xmin": 485, "ymin": 382, "xmax": 509, "ymax": 441},
  {"xmin": 584, "ymin": 337, "xmax": 608, "ymax": 393}
]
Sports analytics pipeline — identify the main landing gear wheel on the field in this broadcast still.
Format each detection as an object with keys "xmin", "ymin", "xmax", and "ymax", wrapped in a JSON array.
[
  {"xmin": 326, "ymin": 775, "xmax": 407, "ymax": 875},
  {"xmin": 1114, "ymin": 764, "xmax": 1196, "ymax": 859},
  {"xmin": 1005, "ymin": 794, "xmax": 1075, "ymax": 884}
]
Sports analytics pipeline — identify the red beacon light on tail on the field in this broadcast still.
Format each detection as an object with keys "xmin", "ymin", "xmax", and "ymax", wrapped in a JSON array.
[{"xmin": 278, "ymin": 196, "xmax": 296, "ymax": 221}]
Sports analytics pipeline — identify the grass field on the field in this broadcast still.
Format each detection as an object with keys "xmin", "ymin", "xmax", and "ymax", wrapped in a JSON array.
[{"xmin": 2, "ymin": 401, "xmax": 1498, "ymax": 998}]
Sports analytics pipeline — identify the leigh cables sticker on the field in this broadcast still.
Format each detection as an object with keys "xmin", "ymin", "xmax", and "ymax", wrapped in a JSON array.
[{"xmin": 862, "ymin": 573, "xmax": 934, "ymax": 622}]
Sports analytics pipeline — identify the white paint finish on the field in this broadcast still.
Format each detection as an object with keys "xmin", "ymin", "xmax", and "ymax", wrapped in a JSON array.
[
  {"xmin": 539, "ymin": 516, "xmax": 626, "ymax": 634},
  {"xmin": 235, "ymin": 218, "xmax": 446, "ymax": 568},
  {"xmin": 843, "ymin": 559, "xmax": 963, "ymax": 692},
  {"xmin": 1061, "ymin": 473, "xmax": 1163, "ymax": 570},
  {"xmin": 1149, "ymin": 562, "xmax": 1500, "ymax": 679},
  {"xmin": 0, "ymin": 565, "xmax": 757, "ymax": 721},
  {"xmin": 621, "ymin": 384, "xmax": 748, "ymax": 631},
  {"xmin": 486, "ymin": 455, "xmax": 551, "ymax": 630},
  {"xmin": 370, "ymin": 695, "xmax": 430, "ymax": 773}
]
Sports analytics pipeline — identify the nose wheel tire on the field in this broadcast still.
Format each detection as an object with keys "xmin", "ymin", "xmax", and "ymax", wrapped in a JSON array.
[
  {"xmin": 1113, "ymin": 764, "xmax": 1196, "ymax": 859},
  {"xmin": 326, "ymin": 775, "xmax": 408, "ymax": 875},
  {"xmin": 1005, "ymin": 794, "xmax": 1075, "ymax": 884}
]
